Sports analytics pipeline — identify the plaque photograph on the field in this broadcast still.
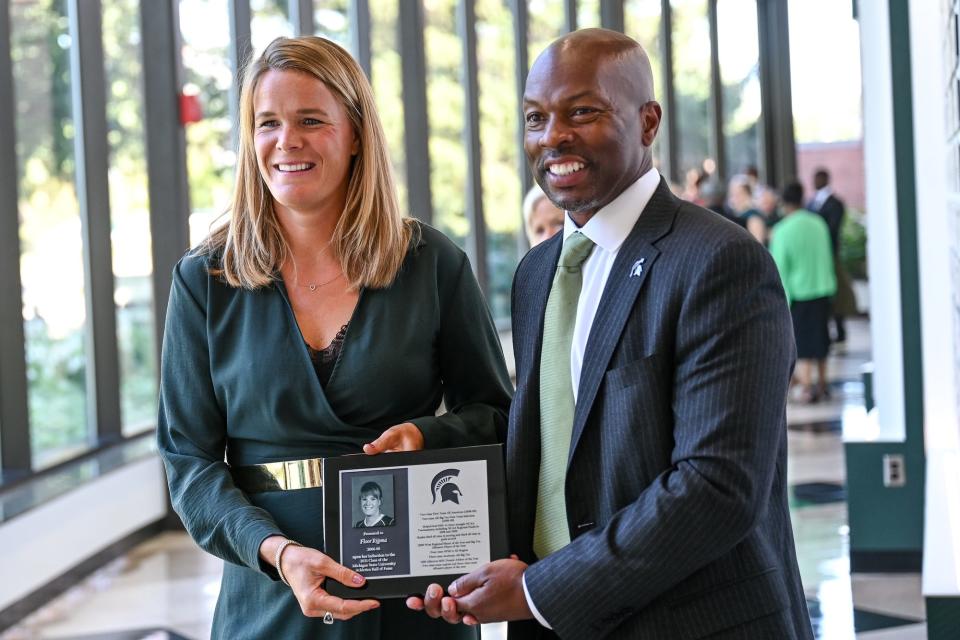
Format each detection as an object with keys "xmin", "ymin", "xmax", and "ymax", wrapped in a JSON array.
[{"xmin": 323, "ymin": 444, "xmax": 507, "ymax": 599}]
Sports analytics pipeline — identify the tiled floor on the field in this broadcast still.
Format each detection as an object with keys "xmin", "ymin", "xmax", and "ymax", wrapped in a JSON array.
[
  {"xmin": 787, "ymin": 318, "xmax": 926, "ymax": 639},
  {"xmin": 3, "ymin": 318, "xmax": 928, "ymax": 639}
]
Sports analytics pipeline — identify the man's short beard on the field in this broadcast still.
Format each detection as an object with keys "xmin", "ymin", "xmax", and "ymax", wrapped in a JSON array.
[{"xmin": 544, "ymin": 191, "xmax": 603, "ymax": 215}]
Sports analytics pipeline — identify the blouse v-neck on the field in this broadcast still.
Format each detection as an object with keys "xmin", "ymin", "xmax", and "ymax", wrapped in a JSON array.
[
  {"xmin": 276, "ymin": 277, "xmax": 362, "ymax": 392},
  {"xmin": 304, "ymin": 323, "xmax": 349, "ymax": 387}
]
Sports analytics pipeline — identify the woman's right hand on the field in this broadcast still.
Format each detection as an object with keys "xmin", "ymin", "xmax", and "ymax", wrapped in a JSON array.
[{"xmin": 260, "ymin": 536, "xmax": 380, "ymax": 621}]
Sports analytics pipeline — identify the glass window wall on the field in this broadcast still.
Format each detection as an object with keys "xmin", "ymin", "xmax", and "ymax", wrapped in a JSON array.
[
  {"xmin": 788, "ymin": 0, "xmax": 862, "ymax": 145},
  {"xmin": 12, "ymin": 0, "xmax": 91, "ymax": 468},
  {"xmin": 369, "ymin": 0, "xmax": 407, "ymax": 214},
  {"xmin": 102, "ymin": 0, "xmax": 157, "ymax": 435},
  {"xmin": 0, "ymin": 0, "xmax": 793, "ymax": 479},
  {"xmin": 671, "ymin": 0, "xmax": 712, "ymax": 182},
  {"xmin": 478, "ymin": 0, "xmax": 522, "ymax": 322},
  {"xmin": 179, "ymin": 0, "xmax": 234, "ymax": 247},
  {"xmin": 625, "ymin": 0, "xmax": 663, "ymax": 173},
  {"xmin": 578, "ymin": 0, "xmax": 600, "ymax": 28},
  {"xmin": 787, "ymin": 0, "xmax": 862, "ymax": 208},
  {"xmin": 251, "ymin": 0, "xmax": 293, "ymax": 54},
  {"xmin": 718, "ymin": 0, "xmax": 761, "ymax": 177},
  {"xmin": 315, "ymin": 0, "xmax": 349, "ymax": 45},
  {"xmin": 424, "ymin": 0, "xmax": 468, "ymax": 247},
  {"xmin": 527, "ymin": 0, "xmax": 565, "ymax": 64}
]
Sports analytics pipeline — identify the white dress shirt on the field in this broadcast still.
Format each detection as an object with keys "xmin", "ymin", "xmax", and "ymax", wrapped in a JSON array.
[
  {"xmin": 522, "ymin": 168, "xmax": 661, "ymax": 628},
  {"xmin": 810, "ymin": 186, "xmax": 832, "ymax": 212}
]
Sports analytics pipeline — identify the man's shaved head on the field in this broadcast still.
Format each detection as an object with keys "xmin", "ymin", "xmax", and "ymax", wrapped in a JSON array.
[
  {"xmin": 536, "ymin": 28, "xmax": 656, "ymax": 104},
  {"xmin": 522, "ymin": 29, "xmax": 661, "ymax": 222}
]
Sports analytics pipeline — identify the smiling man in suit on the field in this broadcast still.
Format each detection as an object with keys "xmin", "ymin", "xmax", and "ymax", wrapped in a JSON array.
[{"xmin": 408, "ymin": 28, "xmax": 813, "ymax": 639}]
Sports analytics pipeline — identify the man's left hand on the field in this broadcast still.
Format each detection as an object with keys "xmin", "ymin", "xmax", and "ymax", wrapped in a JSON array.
[
  {"xmin": 363, "ymin": 423, "xmax": 424, "ymax": 454},
  {"xmin": 448, "ymin": 558, "xmax": 533, "ymax": 625}
]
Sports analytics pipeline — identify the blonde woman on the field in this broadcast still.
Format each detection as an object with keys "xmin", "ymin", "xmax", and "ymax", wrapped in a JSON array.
[
  {"xmin": 157, "ymin": 36, "xmax": 511, "ymax": 639},
  {"xmin": 521, "ymin": 184, "xmax": 564, "ymax": 247}
]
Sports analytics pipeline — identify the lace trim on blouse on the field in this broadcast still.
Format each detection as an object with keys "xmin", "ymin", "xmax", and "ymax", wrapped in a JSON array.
[{"xmin": 305, "ymin": 323, "xmax": 348, "ymax": 388}]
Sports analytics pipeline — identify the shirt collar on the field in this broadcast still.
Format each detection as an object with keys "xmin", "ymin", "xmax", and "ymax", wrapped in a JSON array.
[
  {"xmin": 812, "ymin": 186, "xmax": 832, "ymax": 207},
  {"xmin": 563, "ymin": 168, "xmax": 660, "ymax": 253}
]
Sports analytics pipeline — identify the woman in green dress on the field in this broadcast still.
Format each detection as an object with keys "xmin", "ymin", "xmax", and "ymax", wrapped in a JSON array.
[{"xmin": 157, "ymin": 36, "xmax": 512, "ymax": 639}]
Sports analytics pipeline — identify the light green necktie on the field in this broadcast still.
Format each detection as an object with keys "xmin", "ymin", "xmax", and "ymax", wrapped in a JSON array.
[{"xmin": 533, "ymin": 231, "xmax": 595, "ymax": 559}]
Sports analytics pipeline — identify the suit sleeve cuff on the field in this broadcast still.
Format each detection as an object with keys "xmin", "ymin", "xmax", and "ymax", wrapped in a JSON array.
[{"xmin": 522, "ymin": 570, "xmax": 552, "ymax": 629}]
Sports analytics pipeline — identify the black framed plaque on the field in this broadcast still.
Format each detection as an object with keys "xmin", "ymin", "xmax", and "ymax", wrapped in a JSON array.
[{"xmin": 322, "ymin": 444, "xmax": 508, "ymax": 599}]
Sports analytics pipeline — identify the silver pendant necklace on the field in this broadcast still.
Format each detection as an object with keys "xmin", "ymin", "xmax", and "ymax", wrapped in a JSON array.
[
  {"xmin": 290, "ymin": 241, "xmax": 341, "ymax": 292},
  {"xmin": 301, "ymin": 272, "xmax": 343, "ymax": 291}
]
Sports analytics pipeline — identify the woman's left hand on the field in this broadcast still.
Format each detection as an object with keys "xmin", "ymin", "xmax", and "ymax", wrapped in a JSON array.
[{"xmin": 363, "ymin": 422, "xmax": 424, "ymax": 454}]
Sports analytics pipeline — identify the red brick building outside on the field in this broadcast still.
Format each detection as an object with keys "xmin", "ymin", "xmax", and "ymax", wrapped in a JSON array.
[{"xmin": 795, "ymin": 140, "xmax": 866, "ymax": 212}]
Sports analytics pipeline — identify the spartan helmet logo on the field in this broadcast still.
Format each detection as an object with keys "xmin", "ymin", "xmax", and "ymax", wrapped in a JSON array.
[{"xmin": 430, "ymin": 468, "xmax": 463, "ymax": 505}]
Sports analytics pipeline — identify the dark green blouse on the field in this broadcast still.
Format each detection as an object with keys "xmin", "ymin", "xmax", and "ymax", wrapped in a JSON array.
[{"xmin": 157, "ymin": 223, "xmax": 512, "ymax": 639}]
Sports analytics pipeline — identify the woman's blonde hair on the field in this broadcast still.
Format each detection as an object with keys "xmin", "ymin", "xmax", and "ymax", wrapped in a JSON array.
[{"xmin": 206, "ymin": 36, "xmax": 412, "ymax": 290}]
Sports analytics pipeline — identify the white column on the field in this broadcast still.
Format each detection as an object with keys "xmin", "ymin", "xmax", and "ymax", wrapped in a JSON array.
[
  {"xmin": 857, "ymin": 1, "xmax": 905, "ymax": 441},
  {"xmin": 909, "ymin": 0, "xmax": 960, "ymax": 597}
]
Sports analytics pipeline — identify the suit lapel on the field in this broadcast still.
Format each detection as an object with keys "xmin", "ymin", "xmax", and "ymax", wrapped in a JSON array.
[{"xmin": 568, "ymin": 179, "xmax": 679, "ymax": 459}]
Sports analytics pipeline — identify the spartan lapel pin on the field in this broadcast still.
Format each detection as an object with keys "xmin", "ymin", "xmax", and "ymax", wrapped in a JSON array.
[{"xmin": 630, "ymin": 258, "xmax": 646, "ymax": 278}]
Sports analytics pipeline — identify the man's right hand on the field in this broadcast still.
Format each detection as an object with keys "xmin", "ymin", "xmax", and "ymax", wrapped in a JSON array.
[
  {"xmin": 259, "ymin": 536, "xmax": 380, "ymax": 621},
  {"xmin": 406, "ymin": 583, "xmax": 464, "ymax": 624},
  {"xmin": 406, "ymin": 556, "xmax": 532, "ymax": 626}
]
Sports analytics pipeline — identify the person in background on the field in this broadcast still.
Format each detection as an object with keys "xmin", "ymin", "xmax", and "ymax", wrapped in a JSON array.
[
  {"xmin": 682, "ymin": 167, "xmax": 708, "ymax": 205},
  {"xmin": 728, "ymin": 175, "xmax": 767, "ymax": 244},
  {"xmin": 701, "ymin": 179, "xmax": 737, "ymax": 224},
  {"xmin": 807, "ymin": 168, "xmax": 852, "ymax": 342},
  {"xmin": 770, "ymin": 182, "xmax": 837, "ymax": 404},
  {"xmin": 756, "ymin": 184, "xmax": 782, "ymax": 229},
  {"xmin": 156, "ymin": 35, "xmax": 511, "ymax": 640},
  {"xmin": 522, "ymin": 184, "xmax": 565, "ymax": 247},
  {"xmin": 807, "ymin": 169, "xmax": 844, "ymax": 250}
]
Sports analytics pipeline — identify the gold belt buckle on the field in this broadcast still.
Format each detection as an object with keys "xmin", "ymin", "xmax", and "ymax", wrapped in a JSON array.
[
  {"xmin": 269, "ymin": 458, "xmax": 323, "ymax": 490},
  {"xmin": 232, "ymin": 457, "xmax": 324, "ymax": 492}
]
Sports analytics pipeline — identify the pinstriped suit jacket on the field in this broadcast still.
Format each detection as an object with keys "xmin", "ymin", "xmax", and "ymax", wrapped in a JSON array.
[{"xmin": 506, "ymin": 179, "xmax": 814, "ymax": 639}]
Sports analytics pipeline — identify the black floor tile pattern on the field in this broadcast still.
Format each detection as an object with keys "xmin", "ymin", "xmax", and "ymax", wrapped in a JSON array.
[
  {"xmin": 788, "ymin": 419, "xmax": 843, "ymax": 434},
  {"xmin": 793, "ymin": 482, "xmax": 847, "ymax": 505},
  {"xmin": 807, "ymin": 599, "xmax": 922, "ymax": 636}
]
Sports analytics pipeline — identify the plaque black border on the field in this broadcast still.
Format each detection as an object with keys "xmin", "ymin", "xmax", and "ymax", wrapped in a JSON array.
[{"xmin": 323, "ymin": 444, "xmax": 508, "ymax": 599}]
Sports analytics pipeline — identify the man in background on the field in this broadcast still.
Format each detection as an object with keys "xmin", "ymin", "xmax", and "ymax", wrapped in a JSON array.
[{"xmin": 807, "ymin": 168, "xmax": 850, "ymax": 342}]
